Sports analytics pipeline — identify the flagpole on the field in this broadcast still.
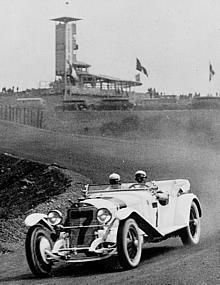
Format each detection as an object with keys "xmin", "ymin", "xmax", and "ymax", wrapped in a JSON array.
[{"xmin": 64, "ymin": 21, "xmax": 67, "ymax": 101}]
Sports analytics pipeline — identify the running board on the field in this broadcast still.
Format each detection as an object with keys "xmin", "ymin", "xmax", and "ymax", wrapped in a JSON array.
[{"xmin": 159, "ymin": 225, "xmax": 185, "ymax": 236}]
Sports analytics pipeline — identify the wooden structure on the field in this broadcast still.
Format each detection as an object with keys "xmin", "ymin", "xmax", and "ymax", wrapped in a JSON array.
[
  {"xmin": 73, "ymin": 60, "xmax": 141, "ymax": 92},
  {"xmin": 0, "ymin": 105, "xmax": 44, "ymax": 128}
]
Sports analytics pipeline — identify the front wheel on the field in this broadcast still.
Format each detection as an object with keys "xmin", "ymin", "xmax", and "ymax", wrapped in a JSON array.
[
  {"xmin": 179, "ymin": 201, "xmax": 201, "ymax": 245},
  {"xmin": 117, "ymin": 218, "xmax": 142, "ymax": 269},
  {"xmin": 25, "ymin": 225, "xmax": 53, "ymax": 277}
]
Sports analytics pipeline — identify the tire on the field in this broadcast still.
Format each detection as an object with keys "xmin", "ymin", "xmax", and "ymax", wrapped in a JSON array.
[
  {"xmin": 180, "ymin": 201, "xmax": 201, "ymax": 245},
  {"xmin": 25, "ymin": 225, "xmax": 53, "ymax": 277},
  {"xmin": 117, "ymin": 218, "xmax": 142, "ymax": 269}
]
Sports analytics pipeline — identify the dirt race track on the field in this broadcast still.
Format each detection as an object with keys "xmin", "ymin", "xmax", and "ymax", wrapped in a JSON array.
[{"xmin": 0, "ymin": 120, "xmax": 219, "ymax": 285}]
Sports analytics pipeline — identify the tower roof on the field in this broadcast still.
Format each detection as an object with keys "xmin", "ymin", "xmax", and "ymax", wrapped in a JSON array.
[
  {"xmin": 51, "ymin": 16, "xmax": 82, "ymax": 23},
  {"xmin": 73, "ymin": 61, "xmax": 91, "ymax": 68}
]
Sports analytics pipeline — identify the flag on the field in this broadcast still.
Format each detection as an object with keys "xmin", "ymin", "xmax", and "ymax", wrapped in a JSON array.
[
  {"xmin": 141, "ymin": 66, "xmax": 148, "ymax": 77},
  {"xmin": 136, "ymin": 58, "xmax": 142, "ymax": 72},
  {"xmin": 71, "ymin": 65, "xmax": 78, "ymax": 80},
  {"xmin": 135, "ymin": 73, "xmax": 140, "ymax": 82},
  {"xmin": 136, "ymin": 58, "xmax": 148, "ymax": 77},
  {"xmin": 66, "ymin": 60, "xmax": 72, "ymax": 75},
  {"xmin": 67, "ymin": 60, "xmax": 78, "ymax": 80},
  {"xmin": 209, "ymin": 63, "xmax": 215, "ymax": 81}
]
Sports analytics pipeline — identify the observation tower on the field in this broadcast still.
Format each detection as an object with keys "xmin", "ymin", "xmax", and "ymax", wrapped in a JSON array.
[{"xmin": 51, "ymin": 16, "xmax": 141, "ymax": 100}]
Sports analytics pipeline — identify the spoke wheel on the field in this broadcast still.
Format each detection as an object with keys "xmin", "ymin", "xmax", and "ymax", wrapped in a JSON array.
[
  {"xmin": 25, "ymin": 225, "xmax": 53, "ymax": 277},
  {"xmin": 180, "ymin": 201, "xmax": 201, "ymax": 245},
  {"xmin": 117, "ymin": 218, "xmax": 142, "ymax": 269}
]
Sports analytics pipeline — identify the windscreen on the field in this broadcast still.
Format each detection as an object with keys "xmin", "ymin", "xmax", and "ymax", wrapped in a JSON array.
[{"xmin": 87, "ymin": 183, "xmax": 146, "ymax": 193}]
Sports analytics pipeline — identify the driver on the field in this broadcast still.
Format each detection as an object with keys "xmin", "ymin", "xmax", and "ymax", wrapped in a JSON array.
[
  {"xmin": 135, "ymin": 170, "xmax": 158, "ymax": 189},
  {"xmin": 134, "ymin": 170, "xmax": 168, "ymax": 202}
]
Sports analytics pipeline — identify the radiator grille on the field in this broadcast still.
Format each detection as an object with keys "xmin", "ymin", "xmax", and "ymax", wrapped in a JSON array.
[{"xmin": 65, "ymin": 204, "xmax": 100, "ymax": 247}]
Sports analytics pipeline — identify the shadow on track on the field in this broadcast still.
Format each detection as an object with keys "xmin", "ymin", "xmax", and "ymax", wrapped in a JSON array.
[
  {"xmin": 0, "ymin": 246, "xmax": 176, "ymax": 283},
  {"xmin": 47, "ymin": 246, "xmax": 178, "ymax": 278}
]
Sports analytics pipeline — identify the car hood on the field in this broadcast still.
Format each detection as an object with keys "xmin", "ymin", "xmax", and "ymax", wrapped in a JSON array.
[{"xmin": 83, "ymin": 190, "xmax": 153, "ymax": 211}]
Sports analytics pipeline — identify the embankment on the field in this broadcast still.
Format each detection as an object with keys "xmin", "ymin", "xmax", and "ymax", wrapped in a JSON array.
[{"xmin": 0, "ymin": 152, "xmax": 90, "ymax": 253}]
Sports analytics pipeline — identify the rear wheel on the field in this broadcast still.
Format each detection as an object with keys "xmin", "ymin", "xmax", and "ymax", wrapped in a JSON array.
[
  {"xmin": 25, "ymin": 225, "xmax": 53, "ymax": 277},
  {"xmin": 180, "ymin": 201, "xmax": 201, "ymax": 245},
  {"xmin": 117, "ymin": 218, "xmax": 142, "ymax": 269}
]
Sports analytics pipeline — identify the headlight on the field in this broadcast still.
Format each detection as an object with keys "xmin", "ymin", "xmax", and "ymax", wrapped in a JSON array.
[
  {"xmin": 97, "ymin": 208, "xmax": 112, "ymax": 224},
  {"xmin": 47, "ymin": 210, "xmax": 62, "ymax": 225}
]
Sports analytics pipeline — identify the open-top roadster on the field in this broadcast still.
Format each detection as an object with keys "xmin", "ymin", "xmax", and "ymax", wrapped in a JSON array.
[{"xmin": 24, "ymin": 179, "xmax": 202, "ymax": 277}]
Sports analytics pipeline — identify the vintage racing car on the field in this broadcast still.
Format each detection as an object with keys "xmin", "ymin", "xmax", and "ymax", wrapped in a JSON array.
[{"xmin": 24, "ymin": 179, "xmax": 202, "ymax": 277}]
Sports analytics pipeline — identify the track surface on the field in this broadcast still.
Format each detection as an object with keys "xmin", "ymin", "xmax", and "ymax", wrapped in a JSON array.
[{"xmin": 0, "ymin": 121, "xmax": 219, "ymax": 284}]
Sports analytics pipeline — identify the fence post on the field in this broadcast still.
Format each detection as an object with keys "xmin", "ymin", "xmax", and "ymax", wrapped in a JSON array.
[
  {"xmin": 4, "ymin": 106, "xmax": 8, "ymax": 120},
  {"xmin": 27, "ymin": 108, "xmax": 29, "ymax": 125},
  {"xmin": 11, "ymin": 106, "xmax": 13, "ymax": 121},
  {"xmin": 8, "ymin": 106, "xmax": 10, "ymax": 121},
  {"xmin": 30, "ymin": 108, "xmax": 33, "ymax": 126},
  {"xmin": 36, "ymin": 108, "xmax": 39, "ymax": 128},
  {"xmin": 18, "ymin": 108, "xmax": 21, "ymax": 124},
  {"xmin": 40, "ymin": 110, "xmax": 44, "ymax": 128},
  {"xmin": 15, "ymin": 107, "xmax": 18, "ymax": 123},
  {"xmin": 12, "ymin": 106, "xmax": 16, "ymax": 122},
  {"xmin": 23, "ymin": 108, "xmax": 26, "ymax": 124}
]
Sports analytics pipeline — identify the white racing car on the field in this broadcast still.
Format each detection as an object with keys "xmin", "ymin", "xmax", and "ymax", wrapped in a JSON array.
[{"xmin": 24, "ymin": 179, "xmax": 202, "ymax": 277}]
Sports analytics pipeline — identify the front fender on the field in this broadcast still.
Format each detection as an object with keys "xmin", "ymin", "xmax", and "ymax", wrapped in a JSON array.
[
  {"xmin": 24, "ymin": 213, "xmax": 55, "ymax": 232},
  {"xmin": 174, "ymin": 193, "xmax": 202, "ymax": 226},
  {"xmin": 114, "ymin": 207, "xmax": 134, "ymax": 221},
  {"xmin": 115, "ymin": 207, "xmax": 163, "ymax": 238},
  {"xmin": 24, "ymin": 213, "xmax": 47, "ymax": 227}
]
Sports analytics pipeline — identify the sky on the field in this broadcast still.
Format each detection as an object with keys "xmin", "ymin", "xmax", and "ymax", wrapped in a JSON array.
[{"xmin": 0, "ymin": 0, "xmax": 220, "ymax": 95}]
